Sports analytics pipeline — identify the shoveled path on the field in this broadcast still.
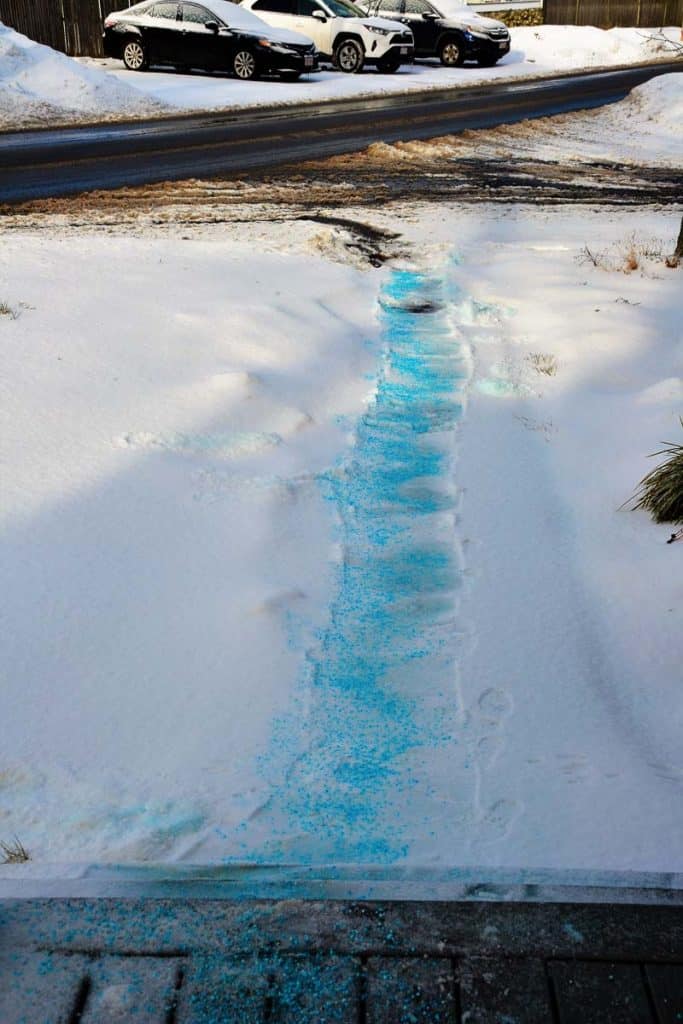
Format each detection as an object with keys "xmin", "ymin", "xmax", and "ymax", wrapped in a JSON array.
[
  {"xmin": 1, "ymin": 892, "xmax": 683, "ymax": 1021},
  {"xmin": 0, "ymin": 61, "xmax": 681, "ymax": 203}
]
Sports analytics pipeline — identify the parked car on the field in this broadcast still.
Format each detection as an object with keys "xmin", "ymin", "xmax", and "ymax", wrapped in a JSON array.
[
  {"xmin": 357, "ymin": 0, "xmax": 509, "ymax": 66},
  {"xmin": 103, "ymin": 0, "xmax": 319, "ymax": 80},
  {"xmin": 239, "ymin": 0, "xmax": 413, "ymax": 73}
]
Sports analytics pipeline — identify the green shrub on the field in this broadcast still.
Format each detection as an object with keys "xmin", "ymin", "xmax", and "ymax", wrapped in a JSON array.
[{"xmin": 631, "ymin": 420, "xmax": 683, "ymax": 524}]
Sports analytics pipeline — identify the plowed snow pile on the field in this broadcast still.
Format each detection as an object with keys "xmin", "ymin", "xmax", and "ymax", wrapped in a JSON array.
[
  {"xmin": 0, "ymin": 22, "xmax": 166, "ymax": 128},
  {"xmin": 536, "ymin": 69, "xmax": 683, "ymax": 165},
  {"xmin": 620, "ymin": 71, "xmax": 683, "ymax": 135},
  {"xmin": 510, "ymin": 24, "xmax": 681, "ymax": 68}
]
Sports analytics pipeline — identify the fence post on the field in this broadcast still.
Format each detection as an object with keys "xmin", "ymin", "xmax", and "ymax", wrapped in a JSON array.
[{"xmin": 60, "ymin": 0, "xmax": 68, "ymax": 53}]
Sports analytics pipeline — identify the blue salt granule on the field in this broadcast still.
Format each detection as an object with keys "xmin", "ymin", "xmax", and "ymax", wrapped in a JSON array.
[{"xmin": 234, "ymin": 267, "xmax": 469, "ymax": 866}]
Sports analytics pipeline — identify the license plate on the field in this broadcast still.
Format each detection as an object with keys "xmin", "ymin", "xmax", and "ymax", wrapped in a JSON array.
[
  {"xmin": 498, "ymin": 41, "xmax": 506, "ymax": 48},
  {"xmin": 305, "ymin": 55, "xmax": 314, "ymax": 66},
  {"xmin": 400, "ymin": 46, "xmax": 408, "ymax": 54}
]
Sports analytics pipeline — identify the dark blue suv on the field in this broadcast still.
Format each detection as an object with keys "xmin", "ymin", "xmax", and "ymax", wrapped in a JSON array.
[{"xmin": 360, "ymin": 0, "xmax": 510, "ymax": 66}]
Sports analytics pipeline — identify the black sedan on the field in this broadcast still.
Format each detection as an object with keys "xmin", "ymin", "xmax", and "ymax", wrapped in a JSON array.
[{"xmin": 103, "ymin": 0, "xmax": 319, "ymax": 79}]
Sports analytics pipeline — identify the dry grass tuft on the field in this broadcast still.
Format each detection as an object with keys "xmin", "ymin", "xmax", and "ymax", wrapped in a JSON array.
[
  {"xmin": 527, "ymin": 353, "xmax": 558, "ymax": 376},
  {"xmin": 577, "ymin": 234, "xmax": 666, "ymax": 274},
  {"xmin": 623, "ymin": 247, "xmax": 639, "ymax": 273},
  {"xmin": 0, "ymin": 301, "xmax": 17, "ymax": 318},
  {"xmin": 0, "ymin": 836, "xmax": 30, "ymax": 864},
  {"xmin": 630, "ymin": 421, "xmax": 683, "ymax": 525}
]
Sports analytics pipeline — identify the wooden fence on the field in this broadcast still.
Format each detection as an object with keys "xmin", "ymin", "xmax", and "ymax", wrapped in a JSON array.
[
  {"xmin": 0, "ymin": 0, "xmax": 133, "ymax": 56},
  {"xmin": 0, "ymin": 0, "xmax": 681, "ymax": 54},
  {"xmin": 543, "ymin": 0, "xmax": 683, "ymax": 25}
]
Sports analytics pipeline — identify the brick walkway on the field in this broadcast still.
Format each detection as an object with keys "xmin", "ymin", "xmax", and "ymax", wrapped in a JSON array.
[{"xmin": 1, "ymin": 896, "xmax": 683, "ymax": 1022}]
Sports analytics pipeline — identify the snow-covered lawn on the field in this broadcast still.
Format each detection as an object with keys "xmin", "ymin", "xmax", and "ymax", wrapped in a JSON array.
[
  {"xmin": 1, "ymin": 200, "xmax": 681, "ymax": 877},
  {"xmin": 0, "ymin": 226, "xmax": 378, "ymax": 865},
  {"xmin": 0, "ymin": 16, "xmax": 681, "ymax": 129}
]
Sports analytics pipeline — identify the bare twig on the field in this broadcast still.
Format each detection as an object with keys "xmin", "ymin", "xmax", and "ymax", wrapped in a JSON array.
[
  {"xmin": 0, "ymin": 836, "xmax": 30, "ymax": 864},
  {"xmin": 577, "ymin": 245, "xmax": 602, "ymax": 267},
  {"xmin": 635, "ymin": 27, "xmax": 683, "ymax": 54}
]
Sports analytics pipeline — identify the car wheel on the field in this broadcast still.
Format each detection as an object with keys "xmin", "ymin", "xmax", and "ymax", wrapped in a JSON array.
[
  {"xmin": 439, "ymin": 37, "xmax": 464, "ymax": 66},
  {"xmin": 376, "ymin": 54, "xmax": 401, "ymax": 73},
  {"xmin": 333, "ymin": 38, "xmax": 364, "ymax": 73},
  {"xmin": 122, "ymin": 38, "xmax": 148, "ymax": 71},
  {"xmin": 233, "ymin": 49, "xmax": 258, "ymax": 80}
]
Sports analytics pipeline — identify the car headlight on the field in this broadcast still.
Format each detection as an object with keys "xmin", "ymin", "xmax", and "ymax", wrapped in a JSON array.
[
  {"xmin": 258, "ymin": 37, "xmax": 273, "ymax": 47},
  {"xmin": 367, "ymin": 25, "xmax": 391, "ymax": 34},
  {"xmin": 461, "ymin": 22, "xmax": 487, "ymax": 36}
]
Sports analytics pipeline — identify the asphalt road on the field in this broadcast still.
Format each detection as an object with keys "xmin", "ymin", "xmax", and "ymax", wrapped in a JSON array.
[{"xmin": 0, "ymin": 60, "xmax": 680, "ymax": 204}]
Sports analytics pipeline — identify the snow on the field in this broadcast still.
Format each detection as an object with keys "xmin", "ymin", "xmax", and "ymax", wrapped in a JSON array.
[
  {"xmin": 0, "ymin": 54, "xmax": 682, "ymax": 883},
  {"xmin": 437, "ymin": 209, "xmax": 683, "ymax": 872},
  {"xmin": 1, "ymin": 201, "xmax": 682, "ymax": 875},
  {"xmin": 0, "ymin": 226, "xmax": 382, "ymax": 864},
  {"xmin": 510, "ymin": 23, "xmax": 681, "ymax": 69},
  {"xmin": 348, "ymin": 71, "xmax": 683, "ymax": 167},
  {"xmin": 0, "ymin": 15, "xmax": 680, "ymax": 129},
  {"xmin": 612, "ymin": 68, "xmax": 683, "ymax": 144},
  {"xmin": 0, "ymin": 21, "xmax": 164, "ymax": 129},
  {"xmin": 512, "ymin": 70, "xmax": 683, "ymax": 165}
]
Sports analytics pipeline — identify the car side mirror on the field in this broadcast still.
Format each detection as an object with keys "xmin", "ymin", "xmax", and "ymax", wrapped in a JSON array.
[
  {"xmin": 312, "ymin": 10, "xmax": 327, "ymax": 20},
  {"xmin": 205, "ymin": 20, "xmax": 219, "ymax": 31},
  {"xmin": 422, "ymin": 11, "xmax": 437, "ymax": 17}
]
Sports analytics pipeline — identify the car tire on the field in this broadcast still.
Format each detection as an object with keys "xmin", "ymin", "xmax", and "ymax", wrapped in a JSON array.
[
  {"xmin": 333, "ymin": 38, "xmax": 364, "ymax": 73},
  {"xmin": 122, "ymin": 38, "xmax": 148, "ymax": 72},
  {"xmin": 439, "ymin": 36, "xmax": 465, "ymax": 66},
  {"xmin": 233, "ymin": 49, "xmax": 258, "ymax": 79},
  {"xmin": 376, "ymin": 54, "xmax": 401, "ymax": 73}
]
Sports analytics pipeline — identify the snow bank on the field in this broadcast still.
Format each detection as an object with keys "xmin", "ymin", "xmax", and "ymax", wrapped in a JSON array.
[
  {"xmin": 620, "ymin": 69, "xmax": 683, "ymax": 135},
  {"xmin": 0, "ymin": 21, "xmax": 165, "ymax": 128},
  {"xmin": 510, "ymin": 24, "xmax": 681, "ymax": 69},
  {"xmin": 540, "ymin": 70, "xmax": 683, "ymax": 165}
]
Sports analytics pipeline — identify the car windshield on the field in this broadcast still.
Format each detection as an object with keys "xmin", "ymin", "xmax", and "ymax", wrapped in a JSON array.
[
  {"xmin": 323, "ymin": 0, "xmax": 366, "ymax": 16},
  {"xmin": 431, "ymin": 0, "xmax": 484, "ymax": 18}
]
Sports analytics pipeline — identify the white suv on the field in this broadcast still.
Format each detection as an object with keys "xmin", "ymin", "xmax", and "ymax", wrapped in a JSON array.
[{"xmin": 240, "ymin": 0, "xmax": 414, "ymax": 72}]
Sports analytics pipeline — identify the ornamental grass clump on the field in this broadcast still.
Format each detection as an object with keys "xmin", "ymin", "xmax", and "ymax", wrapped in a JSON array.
[{"xmin": 631, "ymin": 420, "xmax": 683, "ymax": 524}]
